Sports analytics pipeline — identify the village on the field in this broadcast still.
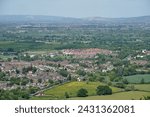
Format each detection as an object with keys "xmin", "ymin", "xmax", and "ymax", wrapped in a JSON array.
[
  {"xmin": 0, "ymin": 48, "xmax": 114, "ymax": 90},
  {"xmin": 0, "ymin": 48, "xmax": 150, "ymax": 93}
]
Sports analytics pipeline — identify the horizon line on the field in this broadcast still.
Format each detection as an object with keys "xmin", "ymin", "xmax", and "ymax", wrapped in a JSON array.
[{"xmin": 0, "ymin": 14, "xmax": 150, "ymax": 19}]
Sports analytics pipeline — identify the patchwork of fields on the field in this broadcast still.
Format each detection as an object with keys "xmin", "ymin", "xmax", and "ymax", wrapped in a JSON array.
[
  {"xmin": 31, "ymin": 81, "xmax": 150, "ymax": 100},
  {"xmin": 1, "ymin": 15, "xmax": 150, "ymax": 100},
  {"xmin": 31, "ymin": 82, "xmax": 122, "ymax": 100}
]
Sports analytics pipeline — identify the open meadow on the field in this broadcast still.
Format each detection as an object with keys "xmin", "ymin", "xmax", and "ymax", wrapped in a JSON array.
[
  {"xmin": 31, "ymin": 82, "xmax": 122, "ymax": 100},
  {"xmin": 69, "ymin": 91, "xmax": 150, "ymax": 100}
]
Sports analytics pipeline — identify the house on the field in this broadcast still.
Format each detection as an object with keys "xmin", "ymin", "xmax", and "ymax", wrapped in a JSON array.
[
  {"xmin": 0, "ymin": 82, "xmax": 7, "ymax": 89},
  {"xmin": 62, "ymin": 48, "xmax": 113, "ymax": 58},
  {"xmin": 101, "ymin": 62, "xmax": 114, "ymax": 72},
  {"xmin": 130, "ymin": 60, "xmax": 148, "ymax": 66}
]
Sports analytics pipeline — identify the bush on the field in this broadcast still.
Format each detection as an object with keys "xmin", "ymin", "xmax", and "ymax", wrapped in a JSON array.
[
  {"xmin": 144, "ymin": 96, "xmax": 150, "ymax": 100},
  {"xmin": 122, "ymin": 79, "xmax": 129, "ymax": 84},
  {"xmin": 64, "ymin": 92, "xmax": 70, "ymax": 98},
  {"xmin": 114, "ymin": 82, "xmax": 125, "ymax": 88},
  {"xmin": 77, "ymin": 88, "xmax": 88, "ymax": 97},
  {"xmin": 140, "ymin": 78, "xmax": 145, "ymax": 84},
  {"xmin": 59, "ymin": 69, "xmax": 69, "ymax": 77},
  {"xmin": 77, "ymin": 69, "xmax": 86, "ymax": 76},
  {"xmin": 125, "ymin": 85, "xmax": 135, "ymax": 91},
  {"xmin": 96, "ymin": 85, "xmax": 112, "ymax": 95}
]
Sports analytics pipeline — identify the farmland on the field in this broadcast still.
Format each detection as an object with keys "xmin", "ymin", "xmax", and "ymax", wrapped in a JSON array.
[
  {"xmin": 0, "ymin": 15, "xmax": 150, "ymax": 100},
  {"xmin": 31, "ymin": 81, "xmax": 122, "ymax": 100},
  {"xmin": 31, "ymin": 83, "xmax": 150, "ymax": 100},
  {"xmin": 124, "ymin": 74, "xmax": 150, "ymax": 84},
  {"xmin": 69, "ymin": 91, "xmax": 150, "ymax": 100},
  {"xmin": 134, "ymin": 84, "xmax": 150, "ymax": 92}
]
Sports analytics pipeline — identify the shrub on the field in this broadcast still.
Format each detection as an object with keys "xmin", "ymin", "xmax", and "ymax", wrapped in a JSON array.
[
  {"xmin": 114, "ymin": 82, "xmax": 125, "ymax": 88},
  {"xmin": 96, "ymin": 85, "xmax": 112, "ymax": 95},
  {"xmin": 59, "ymin": 69, "xmax": 68, "ymax": 77},
  {"xmin": 77, "ymin": 69, "xmax": 86, "ymax": 76},
  {"xmin": 64, "ymin": 92, "xmax": 70, "ymax": 98},
  {"xmin": 77, "ymin": 88, "xmax": 88, "ymax": 97}
]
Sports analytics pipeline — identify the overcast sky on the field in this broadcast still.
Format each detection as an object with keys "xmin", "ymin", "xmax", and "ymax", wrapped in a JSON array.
[{"xmin": 0, "ymin": 0, "xmax": 150, "ymax": 18}]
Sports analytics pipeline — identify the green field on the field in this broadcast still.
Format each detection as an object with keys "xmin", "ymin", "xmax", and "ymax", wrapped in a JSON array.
[
  {"xmin": 31, "ymin": 81, "xmax": 122, "ymax": 100},
  {"xmin": 0, "ymin": 41, "xmax": 56, "ymax": 51},
  {"xmin": 69, "ymin": 91, "xmax": 150, "ymax": 100},
  {"xmin": 124, "ymin": 74, "xmax": 150, "ymax": 83},
  {"xmin": 134, "ymin": 84, "xmax": 150, "ymax": 92}
]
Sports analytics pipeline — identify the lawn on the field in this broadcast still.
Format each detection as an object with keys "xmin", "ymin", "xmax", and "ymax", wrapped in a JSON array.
[
  {"xmin": 69, "ymin": 91, "xmax": 150, "ymax": 100},
  {"xmin": 31, "ymin": 81, "xmax": 122, "ymax": 100},
  {"xmin": 124, "ymin": 74, "xmax": 150, "ymax": 83}
]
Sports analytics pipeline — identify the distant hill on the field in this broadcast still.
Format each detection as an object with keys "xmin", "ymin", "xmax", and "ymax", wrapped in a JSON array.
[
  {"xmin": 0, "ymin": 15, "xmax": 150, "ymax": 24},
  {"xmin": 0, "ymin": 15, "xmax": 83, "ymax": 24},
  {"xmin": 84, "ymin": 16, "xmax": 150, "ymax": 23}
]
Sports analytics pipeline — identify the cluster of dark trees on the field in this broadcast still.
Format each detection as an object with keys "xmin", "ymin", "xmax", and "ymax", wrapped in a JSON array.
[
  {"xmin": 64, "ymin": 85, "xmax": 112, "ymax": 98},
  {"xmin": 0, "ymin": 71, "xmax": 30, "ymax": 86},
  {"xmin": 0, "ymin": 86, "xmax": 39, "ymax": 100},
  {"xmin": 76, "ymin": 85, "xmax": 112, "ymax": 98},
  {"xmin": 22, "ymin": 66, "xmax": 37, "ymax": 74}
]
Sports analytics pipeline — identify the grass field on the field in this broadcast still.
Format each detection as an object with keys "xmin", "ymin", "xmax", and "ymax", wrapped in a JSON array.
[
  {"xmin": 134, "ymin": 84, "xmax": 150, "ymax": 92},
  {"xmin": 69, "ymin": 91, "xmax": 150, "ymax": 100},
  {"xmin": 0, "ymin": 55, "xmax": 16, "ymax": 60},
  {"xmin": 0, "ymin": 41, "xmax": 54, "ymax": 51},
  {"xmin": 124, "ymin": 74, "xmax": 150, "ymax": 83},
  {"xmin": 31, "ymin": 81, "xmax": 122, "ymax": 100}
]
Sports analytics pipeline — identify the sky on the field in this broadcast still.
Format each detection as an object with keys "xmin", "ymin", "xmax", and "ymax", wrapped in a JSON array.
[{"xmin": 0, "ymin": 0, "xmax": 150, "ymax": 18}]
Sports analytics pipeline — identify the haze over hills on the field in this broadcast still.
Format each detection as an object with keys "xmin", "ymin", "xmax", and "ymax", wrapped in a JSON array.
[
  {"xmin": 0, "ymin": 15, "xmax": 150, "ymax": 24},
  {"xmin": 84, "ymin": 16, "xmax": 150, "ymax": 22},
  {"xmin": 0, "ymin": 15, "xmax": 82, "ymax": 24}
]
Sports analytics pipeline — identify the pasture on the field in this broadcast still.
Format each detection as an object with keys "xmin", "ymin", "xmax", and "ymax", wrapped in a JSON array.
[
  {"xmin": 124, "ymin": 74, "xmax": 150, "ymax": 84},
  {"xmin": 134, "ymin": 84, "xmax": 150, "ymax": 92},
  {"xmin": 69, "ymin": 91, "xmax": 150, "ymax": 100},
  {"xmin": 31, "ymin": 81, "xmax": 122, "ymax": 100}
]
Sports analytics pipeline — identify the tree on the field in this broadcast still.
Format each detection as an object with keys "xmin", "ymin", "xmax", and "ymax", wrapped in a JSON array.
[
  {"xmin": 140, "ymin": 78, "xmax": 145, "ymax": 84},
  {"xmin": 125, "ymin": 85, "xmax": 135, "ymax": 91},
  {"xmin": 7, "ymin": 58, "xmax": 12, "ymax": 62},
  {"xmin": 64, "ymin": 92, "xmax": 70, "ymax": 98},
  {"xmin": 22, "ymin": 67, "xmax": 28, "ymax": 74},
  {"xmin": 77, "ymin": 88, "xmax": 88, "ymax": 97},
  {"xmin": 0, "ymin": 72, "xmax": 6, "ymax": 80},
  {"xmin": 48, "ymin": 79, "xmax": 54, "ymax": 84},
  {"xmin": 77, "ymin": 69, "xmax": 86, "ymax": 76},
  {"xmin": 114, "ymin": 82, "xmax": 125, "ymax": 88},
  {"xmin": 144, "ymin": 96, "xmax": 150, "ymax": 100},
  {"xmin": 30, "ymin": 79, "xmax": 33, "ymax": 83},
  {"xmin": 16, "ymin": 69, "xmax": 20, "ymax": 74},
  {"xmin": 10, "ymin": 77, "xmax": 21, "ymax": 85},
  {"xmin": 67, "ymin": 74, "xmax": 72, "ymax": 81},
  {"xmin": 59, "ymin": 69, "xmax": 68, "ymax": 77},
  {"xmin": 29, "ymin": 86, "xmax": 39, "ymax": 94},
  {"xmin": 38, "ymin": 79, "xmax": 42, "ymax": 83},
  {"xmin": 21, "ymin": 77, "xmax": 29, "ymax": 86},
  {"xmin": 97, "ymin": 77, "xmax": 105, "ymax": 82},
  {"xmin": 96, "ymin": 85, "xmax": 112, "ymax": 95},
  {"xmin": 122, "ymin": 79, "xmax": 129, "ymax": 84},
  {"xmin": 32, "ymin": 67, "xmax": 37, "ymax": 74}
]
